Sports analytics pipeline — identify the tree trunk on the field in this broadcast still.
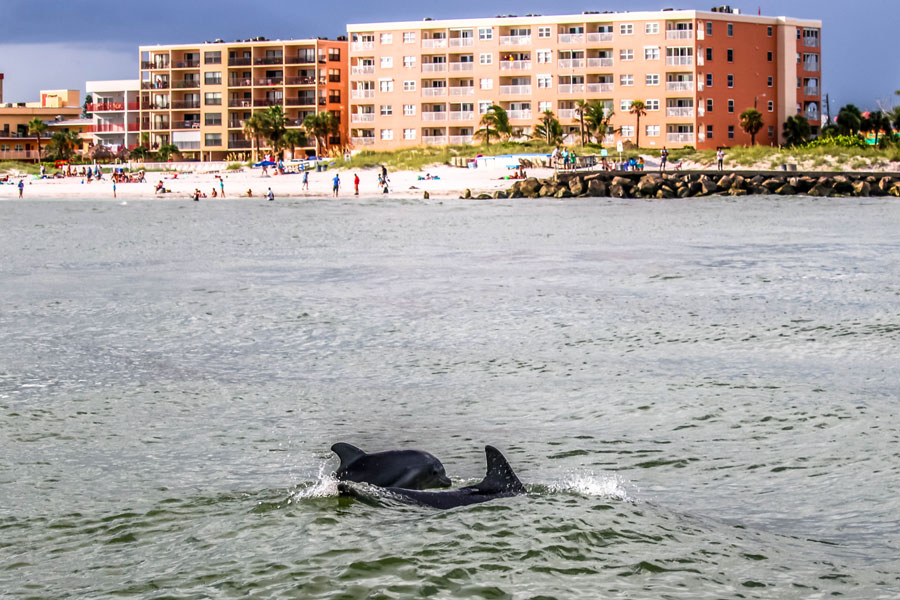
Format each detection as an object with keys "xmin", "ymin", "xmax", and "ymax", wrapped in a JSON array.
[{"xmin": 636, "ymin": 115, "xmax": 641, "ymax": 149}]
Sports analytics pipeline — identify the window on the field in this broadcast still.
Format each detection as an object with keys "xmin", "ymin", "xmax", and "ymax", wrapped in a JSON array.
[
  {"xmin": 768, "ymin": 100, "xmax": 774, "ymax": 112},
  {"xmin": 537, "ymin": 49, "xmax": 552, "ymax": 64},
  {"xmin": 646, "ymin": 99, "xmax": 660, "ymax": 110},
  {"xmin": 767, "ymin": 51, "xmax": 773, "ymax": 62},
  {"xmin": 479, "ymin": 53, "xmax": 493, "ymax": 64},
  {"xmin": 706, "ymin": 47, "xmax": 713, "ymax": 61},
  {"xmin": 403, "ymin": 104, "xmax": 415, "ymax": 115},
  {"xmin": 727, "ymin": 74, "xmax": 734, "ymax": 88},
  {"xmin": 620, "ymin": 99, "xmax": 632, "ymax": 111},
  {"xmin": 767, "ymin": 76, "xmax": 773, "ymax": 87},
  {"xmin": 728, "ymin": 99, "xmax": 734, "ymax": 113},
  {"xmin": 727, "ymin": 23, "xmax": 733, "ymax": 36},
  {"xmin": 403, "ymin": 56, "xmax": 416, "ymax": 68},
  {"xmin": 620, "ymin": 23, "xmax": 633, "ymax": 35},
  {"xmin": 479, "ymin": 27, "xmax": 493, "ymax": 40},
  {"xmin": 767, "ymin": 26, "xmax": 773, "ymax": 37},
  {"xmin": 478, "ymin": 100, "xmax": 493, "ymax": 114},
  {"xmin": 706, "ymin": 98, "xmax": 713, "ymax": 112},
  {"xmin": 646, "ymin": 124, "xmax": 660, "ymax": 137},
  {"xmin": 538, "ymin": 26, "xmax": 551, "ymax": 38},
  {"xmin": 329, "ymin": 89, "xmax": 341, "ymax": 103},
  {"xmin": 539, "ymin": 101, "xmax": 552, "ymax": 112},
  {"xmin": 329, "ymin": 48, "xmax": 341, "ymax": 61},
  {"xmin": 621, "ymin": 125, "xmax": 634, "ymax": 137},
  {"xmin": 380, "ymin": 79, "xmax": 394, "ymax": 92},
  {"xmin": 645, "ymin": 22, "xmax": 659, "ymax": 34},
  {"xmin": 380, "ymin": 33, "xmax": 393, "ymax": 44},
  {"xmin": 381, "ymin": 57, "xmax": 393, "ymax": 68},
  {"xmin": 706, "ymin": 21, "xmax": 713, "ymax": 35},
  {"xmin": 380, "ymin": 129, "xmax": 393, "ymax": 140},
  {"xmin": 204, "ymin": 113, "xmax": 221, "ymax": 126},
  {"xmin": 706, "ymin": 73, "xmax": 713, "ymax": 87},
  {"xmin": 204, "ymin": 51, "xmax": 221, "ymax": 64},
  {"xmin": 380, "ymin": 105, "xmax": 392, "ymax": 116},
  {"xmin": 480, "ymin": 78, "xmax": 493, "ymax": 89},
  {"xmin": 403, "ymin": 32, "xmax": 416, "ymax": 44},
  {"xmin": 619, "ymin": 49, "xmax": 634, "ymax": 61},
  {"xmin": 620, "ymin": 74, "xmax": 634, "ymax": 86},
  {"xmin": 403, "ymin": 128, "xmax": 416, "ymax": 139},
  {"xmin": 644, "ymin": 47, "xmax": 659, "ymax": 60},
  {"xmin": 537, "ymin": 74, "xmax": 552, "ymax": 88},
  {"xmin": 328, "ymin": 68, "xmax": 341, "ymax": 83},
  {"xmin": 646, "ymin": 74, "xmax": 660, "ymax": 85},
  {"xmin": 204, "ymin": 133, "xmax": 222, "ymax": 146},
  {"xmin": 204, "ymin": 71, "xmax": 222, "ymax": 85},
  {"xmin": 768, "ymin": 126, "xmax": 774, "ymax": 137},
  {"xmin": 706, "ymin": 124, "xmax": 713, "ymax": 139},
  {"xmin": 204, "ymin": 92, "xmax": 222, "ymax": 105},
  {"xmin": 402, "ymin": 80, "xmax": 414, "ymax": 91},
  {"xmin": 727, "ymin": 49, "xmax": 734, "ymax": 62},
  {"xmin": 728, "ymin": 125, "xmax": 735, "ymax": 139}
]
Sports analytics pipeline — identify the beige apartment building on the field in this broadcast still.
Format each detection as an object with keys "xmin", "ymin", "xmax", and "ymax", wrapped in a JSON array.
[
  {"xmin": 348, "ymin": 7, "xmax": 821, "ymax": 150},
  {"xmin": 139, "ymin": 37, "xmax": 348, "ymax": 161}
]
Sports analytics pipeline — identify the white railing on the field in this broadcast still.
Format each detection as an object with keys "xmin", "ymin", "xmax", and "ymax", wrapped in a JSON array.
[
  {"xmin": 499, "ymin": 35, "xmax": 532, "ymax": 46},
  {"xmin": 499, "ymin": 60, "xmax": 531, "ymax": 71},
  {"xmin": 558, "ymin": 59, "xmax": 585, "ymax": 69},
  {"xmin": 666, "ymin": 107, "xmax": 694, "ymax": 117},
  {"xmin": 558, "ymin": 109, "xmax": 575, "ymax": 119},
  {"xmin": 586, "ymin": 82, "xmax": 613, "ymax": 93},
  {"xmin": 422, "ymin": 63, "xmax": 447, "ymax": 72},
  {"xmin": 449, "ymin": 111, "xmax": 474, "ymax": 121},
  {"xmin": 586, "ymin": 58, "xmax": 613, "ymax": 68},
  {"xmin": 351, "ymin": 89, "xmax": 375, "ymax": 99},
  {"xmin": 559, "ymin": 84, "xmax": 585, "ymax": 94},
  {"xmin": 422, "ymin": 87, "xmax": 447, "ymax": 97},
  {"xmin": 666, "ymin": 30, "xmax": 693, "ymax": 40},
  {"xmin": 449, "ymin": 86, "xmax": 475, "ymax": 96},
  {"xmin": 667, "ymin": 132, "xmax": 694, "ymax": 143},
  {"xmin": 507, "ymin": 110, "xmax": 532, "ymax": 120},
  {"xmin": 449, "ymin": 38, "xmax": 474, "ymax": 47},
  {"xmin": 804, "ymin": 61, "xmax": 819, "ymax": 72},
  {"xmin": 351, "ymin": 41, "xmax": 374, "ymax": 51},
  {"xmin": 351, "ymin": 65, "xmax": 375, "ymax": 75},
  {"xmin": 350, "ymin": 113, "xmax": 375, "ymax": 123},
  {"xmin": 804, "ymin": 37, "xmax": 820, "ymax": 47},
  {"xmin": 666, "ymin": 81, "xmax": 694, "ymax": 91},
  {"xmin": 448, "ymin": 135, "xmax": 474, "ymax": 144},
  {"xmin": 558, "ymin": 33, "xmax": 585, "ymax": 44},
  {"xmin": 449, "ymin": 62, "xmax": 474, "ymax": 71},
  {"xmin": 422, "ymin": 136, "xmax": 448, "ymax": 145},
  {"xmin": 422, "ymin": 112, "xmax": 448, "ymax": 121},
  {"xmin": 804, "ymin": 86, "xmax": 819, "ymax": 96},
  {"xmin": 422, "ymin": 38, "xmax": 448, "ymax": 49},
  {"xmin": 666, "ymin": 56, "xmax": 694, "ymax": 65},
  {"xmin": 499, "ymin": 85, "xmax": 532, "ymax": 95},
  {"xmin": 351, "ymin": 136, "xmax": 375, "ymax": 145},
  {"xmin": 586, "ymin": 32, "xmax": 613, "ymax": 43}
]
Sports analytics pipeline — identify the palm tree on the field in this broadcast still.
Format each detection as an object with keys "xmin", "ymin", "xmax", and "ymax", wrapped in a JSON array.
[
  {"xmin": 583, "ymin": 103, "xmax": 615, "ymax": 145},
  {"xmin": 836, "ymin": 104, "xmax": 863, "ymax": 136},
  {"xmin": 282, "ymin": 129, "xmax": 309, "ymax": 159},
  {"xmin": 242, "ymin": 113, "xmax": 267, "ymax": 162},
  {"xmin": 474, "ymin": 105, "xmax": 511, "ymax": 146},
  {"xmin": 574, "ymin": 99, "xmax": 589, "ymax": 145},
  {"xmin": 302, "ymin": 112, "xmax": 337, "ymax": 156},
  {"xmin": 862, "ymin": 110, "xmax": 891, "ymax": 145},
  {"xmin": 46, "ymin": 130, "xmax": 81, "ymax": 161},
  {"xmin": 783, "ymin": 115, "xmax": 811, "ymax": 147},
  {"xmin": 739, "ymin": 108, "xmax": 764, "ymax": 145},
  {"xmin": 533, "ymin": 110, "xmax": 563, "ymax": 145},
  {"xmin": 891, "ymin": 106, "xmax": 900, "ymax": 135},
  {"xmin": 628, "ymin": 100, "xmax": 647, "ymax": 148},
  {"xmin": 259, "ymin": 105, "xmax": 290, "ymax": 157},
  {"xmin": 27, "ymin": 117, "xmax": 48, "ymax": 162}
]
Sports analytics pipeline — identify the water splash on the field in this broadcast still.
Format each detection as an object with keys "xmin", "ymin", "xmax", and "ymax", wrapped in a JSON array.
[
  {"xmin": 547, "ymin": 471, "xmax": 634, "ymax": 502},
  {"xmin": 289, "ymin": 463, "xmax": 339, "ymax": 501}
]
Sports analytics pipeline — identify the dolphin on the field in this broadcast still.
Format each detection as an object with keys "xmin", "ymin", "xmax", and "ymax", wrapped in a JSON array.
[
  {"xmin": 331, "ymin": 442, "xmax": 452, "ymax": 490},
  {"xmin": 338, "ymin": 445, "xmax": 526, "ymax": 510}
]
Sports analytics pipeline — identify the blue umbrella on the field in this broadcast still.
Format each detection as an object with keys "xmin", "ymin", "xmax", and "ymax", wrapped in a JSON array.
[{"xmin": 253, "ymin": 160, "xmax": 276, "ymax": 167}]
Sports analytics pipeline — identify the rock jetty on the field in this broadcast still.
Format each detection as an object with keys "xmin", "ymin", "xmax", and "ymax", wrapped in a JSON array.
[{"xmin": 482, "ymin": 171, "xmax": 900, "ymax": 200}]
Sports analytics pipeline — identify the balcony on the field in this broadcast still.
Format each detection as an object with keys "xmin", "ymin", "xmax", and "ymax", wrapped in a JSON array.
[
  {"xmin": 285, "ymin": 97, "xmax": 316, "ymax": 106},
  {"xmin": 285, "ymin": 76, "xmax": 317, "ymax": 85},
  {"xmin": 422, "ymin": 135, "xmax": 449, "ymax": 145},
  {"xmin": 804, "ymin": 61, "xmax": 820, "ymax": 72},
  {"xmin": 175, "ymin": 141, "xmax": 201, "ymax": 150},
  {"xmin": 141, "ymin": 81, "xmax": 169, "ymax": 90},
  {"xmin": 449, "ymin": 86, "xmax": 475, "ymax": 96},
  {"xmin": 422, "ymin": 38, "xmax": 448, "ymax": 49},
  {"xmin": 559, "ymin": 84, "xmax": 585, "ymax": 94},
  {"xmin": 351, "ymin": 65, "xmax": 375, "ymax": 75},
  {"xmin": 448, "ymin": 135, "xmax": 474, "ymax": 144},
  {"xmin": 422, "ymin": 63, "xmax": 448, "ymax": 73},
  {"xmin": 172, "ymin": 80, "xmax": 201, "ymax": 89},
  {"xmin": 449, "ymin": 62, "xmax": 474, "ymax": 72},
  {"xmin": 586, "ymin": 58, "xmax": 613, "ymax": 68},
  {"xmin": 351, "ymin": 41, "xmax": 375, "ymax": 51},
  {"xmin": 667, "ymin": 132, "xmax": 694, "ymax": 143},
  {"xmin": 228, "ymin": 78, "xmax": 253, "ymax": 87},
  {"xmin": 586, "ymin": 83, "xmax": 613, "ymax": 93},
  {"xmin": 253, "ymin": 98, "xmax": 284, "ymax": 107},
  {"xmin": 558, "ymin": 109, "xmax": 575, "ymax": 119},
  {"xmin": 228, "ymin": 57, "xmax": 253, "ymax": 66},
  {"xmin": 142, "ymin": 60, "xmax": 170, "ymax": 70},
  {"xmin": 351, "ymin": 113, "xmax": 376, "ymax": 123},
  {"xmin": 228, "ymin": 119, "xmax": 243, "ymax": 128},
  {"xmin": 228, "ymin": 99, "xmax": 253, "ymax": 108},
  {"xmin": 254, "ymin": 56, "xmax": 284, "ymax": 65},
  {"xmin": 448, "ymin": 111, "xmax": 474, "ymax": 121},
  {"xmin": 804, "ymin": 86, "xmax": 820, "ymax": 96},
  {"xmin": 149, "ymin": 121, "xmax": 170, "ymax": 130},
  {"xmin": 666, "ymin": 107, "xmax": 694, "ymax": 117},
  {"xmin": 127, "ymin": 122, "xmax": 141, "ymax": 131},
  {"xmin": 173, "ymin": 59, "xmax": 200, "ymax": 68},
  {"xmin": 558, "ymin": 59, "xmax": 585, "ymax": 69},
  {"xmin": 449, "ymin": 38, "xmax": 474, "ymax": 47},
  {"xmin": 351, "ymin": 89, "xmax": 376, "ymax": 99},
  {"xmin": 86, "ymin": 123, "xmax": 126, "ymax": 133},
  {"xmin": 0, "ymin": 150, "xmax": 39, "ymax": 160},
  {"xmin": 228, "ymin": 139, "xmax": 253, "ymax": 149},
  {"xmin": 558, "ymin": 33, "xmax": 585, "ymax": 44},
  {"xmin": 507, "ymin": 110, "xmax": 532, "ymax": 120},
  {"xmin": 351, "ymin": 136, "xmax": 376, "ymax": 145},
  {"xmin": 286, "ymin": 54, "xmax": 317, "ymax": 64},
  {"xmin": 586, "ymin": 32, "xmax": 614, "ymax": 43},
  {"xmin": 499, "ymin": 85, "xmax": 532, "ymax": 95},
  {"xmin": 805, "ymin": 110, "xmax": 820, "ymax": 121},
  {"xmin": 804, "ymin": 37, "xmax": 820, "ymax": 47},
  {"xmin": 666, "ymin": 81, "xmax": 694, "ymax": 92},
  {"xmin": 172, "ymin": 121, "xmax": 202, "ymax": 130},
  {"xmin": 171, "ymin": 101, "xmax": 201, "ymax": 109},
  {"xmin": 666, "ymin": 56, "xmax": 694, "ymax": 66},
  {"xmin": 422, "ymin": 87, "xmax": 447, "ymax": 97},
  {"xmin": 666, "ymin": 30, "xmax": 694, "ymax": 40},
  {"xmin": 499, "ymin": 35, "xmax": 531, "ymax": 46},
  {"xmin": 256, "ymin": 77, "xmax": 284, "ymax": 86},
  {"xmin": 499, "ymin": 60, "xmax": 531, "ymax": 71},
  {"xmin": 422, "ymin": 112, "xmax": 448, "ymax": 121}
]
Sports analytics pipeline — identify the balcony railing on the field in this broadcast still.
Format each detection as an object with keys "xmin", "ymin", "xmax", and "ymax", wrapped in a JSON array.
[
  {"xmin": 285, "ymin": 76, "xmax": 317, "ymax": 85},
  {"xmin": 666, "ymin": 30, "xmax": 694, "ymax": 40},
  {"xmin": 500, "ymin": 85, "xmax": 532, "ymax": 95},
  {"xmin": 448, "ymin": 111, "xmax": 474, "ymax": 121},
  {"xmin": 666, "ymin": 81, "xmax": 694, "ymax": 91},
  {"xmin": 351, "ymin": 89, "xmax": 375, "ymax": 99},
  {"xmin": 87, "ymin": 102, "xmax": 134, "ymax": 112},
  {"xmin": 228, "ymin": 140, "xmax": 253, "ymax": 149},
  {"xmin": 449, "ymin": 38, "xmax": 474, "ymax": 47},
  {"xmin": 666, "ymin": 56, "xmax": 694, "ymax": 66},
  {"xmin": 422, "ymin": 38, "xmax": 448, "ymax": 48},
  {"xmin": 127, "ymin": 122, "xmax": 141, "ymax": 131},
  {"xmin": 804, "ymin": 86, "xmax": 820, "ymax": 96},
  {"xmin": 351, "ymin": 113, "xmax": 376, "ymax": 123},
  {"xmin": 351, "ymin": 65, "xmax": 375, "ymax": 75},
  {"xmin": 666, "ymin": 107, "xmax": 695, "ymax": 117},
  {"xmin": 586, "ymin": 32, "xmax": 614, "ymax": 43},
  {"xmin": 558, "ymin": 58, "xmax": 585, "ymax": 69},
  {"xmin": 559, "ymin": 84, "xmax": 585, "ymax": 94},
  {"xmin": 228, "ymin": 57, "xmax": 253, "ymax": 66},
  {"xmin": 86, "ymin": 123, "xmax": 126, "ymax": 132},
  {"xmin": 448, "ymin": 135, "xmax": 474, "ymax": 144},
  {"xmin": 149, "ymin": 121, "xmax": 170, "ymax": 130},
  {"xmin": 0, "ymin": 150, "xmax": 38, "ymax": 160},
  {"xmin": 449, "ymin": 86, "xmax": 475, "ymax": 96},
  {"xmin": 667, "ymin": 132, "xmax": 694, "ymax": 143},
  {"xmin": 499, "ymin": 35, "xmax": 531, "ymax": 46},
  {"xmin": 586, "ymin": 83, "xmax": 613, "ymax": 93},
  {"xmin": 228, "ymin": 99, "xmax": 253, "ymax": 107},
  {"xmin": 172, "ymin": 121, "xmax": 202, "ymax": 130},
  {"xmin": 142, "ymin": 81, "xmax": 169, "ymax": 89},
  {"xmin": 804, "ymin": 61, "xmax": 820, "ymax": 72},
  {"xmin": 351, "ymin": 41, "xmax": 375, "ymax": 52},
  {"xmin": 558, "ymin": 109, "xmax": 575, "ymax": 119},
  {"xmin": 253, "ymin": 98, "xmax": 284, "ymax": 107},
  {"xmin": 804, "ymin": 37, "xmax": 820, "ymax": 47},
  {"xmin": 499, "ymin": 60, "xmax": 531, "ymax": 71},
  {"xmin": 422, "ymin": 63, "xmax": 447, "ymax": 72},
  {"xmin": 228, "ymin": 78, "xmax": 253, "ymax": 87},
  {"xmin": 351, "ymin": 136, "xmax": 376, "ymax": 145},
  {"xmin": 171, "ymin": 101, "xmax": 201, "ymax": 109},
  {"xmin": 422, "ymin": 136, "xmax": 449, "ymax": 145},
  {"xmin": 286, "ymin": 55, "xmax": 317, "ymax": 64},
  {"xmin": 422, "ymin": 87, "xmax": 447, "ymax": 97},
  {"xmin": 228, "ymin": 120, "xmax": 243, "ymax": 128},
  {"xmin": 558, "ymin": 33, "xmax": 585, "ymax": 44},
  {"xmin": 507, "ymin": 110, "xmax": 532, "ymax": 120},
  {"xmin": 175, "ymin": 141, "xmax": 201, "ymax": 150},
  {"xmin": 172, "ymin": 80, "xmax": 201, "ymax": 89},
  {"xmin": 285, "ymin": 97, "xmax": 316, "ymax": 106},
  {"xmin": 586, "ymin": 58, "xmax": 613, "ymax": 68},
  {"xmin": 422, "ymin": 112, "xmax": 448, "ymax": 121},
  {"xmin": 142, "ymin": 60, "xmax": 170, "ymax": 70},
  {"xmin": 257, "ymin": 77, "xmax": 284, "ymax": 86},
  {"xmin": 449, "ymin": 62, "xmax": 474, "ymax": 72},
  {"xmin": 173, "ymin": 60, "xmax": 200, "ymax": 68},
  {"xmin": 254, "ymin": 56, "xmax": 284, "ymax": 65}
]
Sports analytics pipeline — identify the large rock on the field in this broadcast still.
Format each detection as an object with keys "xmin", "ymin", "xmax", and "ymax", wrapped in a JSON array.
[
  {"xmin": 762, "ymin": 178, "xmax": 784, "ymax": 192},
  {"xmin": 775, "ymin": 183, "xmax": 797, "ymax": 195},
  {"xmin": 538, "ymin": 184, "xmax": 556, "ymax": 197},
  {"xmin": 851, "ymin": 181, "xmax": 871, "ymax": 197},
  {"xmin": 699, "ymin": 175, "xmax": 719, "ymax": 195},
  {"xmin": 568, "ymin": 177, "xmax": 585, "ymax": 196},
  {"xmin": 730, "ymin": 175, "xmax": 747, "ymax": 191},
  {"xmin": 808, "ymin": 179, "xmax": 834, "ymax": 197},
  {"xmin": 463, "ymin": 188, "xmax": 472, "ymax": 199},
  {"xmin": 889, "ymin": 184, "xmax": 900, "ymax": 198},
  {"xmin": 729, "ymin": 188, "xmax": 749, "ymax": 196},
  {"xmin": 520, "ymin": 177, "xmax": 542, "ymax": 196},
  {"xmin": 878, "ymin": 177, "xmax": 895, "ymax": 194},
  {"xmin": 832, "ymin": 175, "xmax": 853, "ymax": 195},
  {"xmin": 587, "ymin": 178, "xmax": 608, "ymax": 196},
  {"xmin": 716, "ymin": 174, "xmax": 734, "ymax": 189},
  {"xmin": 492, "ymin": 190, "xmax": 508, "ymax": 199},
  {"xmin": 555, "ymin": 187, "xmax": 573, "ymax": 198},
  {"xmin": 796, "ymin": 176, "xmax": 817, "ymax": 193},
  {"xmin": 636, "ymin": 175, "xmax": 660, "ymax": 197},
  {"xmin": 656, "ymin": 186, "xmax": 675, "ymax": 199},
  {"xmin": 610, "ymin": 182, "xmax": 630, "ymax": 198}
]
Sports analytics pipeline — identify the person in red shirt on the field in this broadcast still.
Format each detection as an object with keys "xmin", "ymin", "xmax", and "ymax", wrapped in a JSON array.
[{"xmin": 354, "ymin": 173, "xmax": 360, "ymax": 196}]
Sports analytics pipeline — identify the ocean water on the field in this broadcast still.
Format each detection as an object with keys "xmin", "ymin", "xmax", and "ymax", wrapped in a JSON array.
[{"xmin": 1, "ymin": 195, "xmax": 899, "ymax": 599}]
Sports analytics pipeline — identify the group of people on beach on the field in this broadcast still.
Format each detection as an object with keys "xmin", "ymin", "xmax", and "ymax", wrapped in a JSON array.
[{"xmin": 551, "ymin": 146, "xmax": 579, "ymax": 170}]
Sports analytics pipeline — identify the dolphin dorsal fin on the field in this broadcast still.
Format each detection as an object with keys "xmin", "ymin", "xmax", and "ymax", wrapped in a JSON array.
[
  {"xmin": 478, "ymin": 446, "xmax": 525, "ymax": 494},
  {"xmin": 331, "ymin": 443, "xmax": 366, "ymax": 469}
]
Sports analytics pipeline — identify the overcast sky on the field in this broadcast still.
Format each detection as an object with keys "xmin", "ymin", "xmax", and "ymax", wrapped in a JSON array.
[{"xmin": 1, "ymin": 0, "xmax": 897, "ymax": 112}]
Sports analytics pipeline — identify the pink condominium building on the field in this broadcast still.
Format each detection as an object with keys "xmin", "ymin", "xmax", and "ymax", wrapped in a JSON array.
[{"xmin": 347, "ymin": 7, "xmax": 821, "ymax": 150}]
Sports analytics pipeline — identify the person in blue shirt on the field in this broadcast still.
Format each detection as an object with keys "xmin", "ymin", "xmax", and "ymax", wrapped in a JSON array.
[{"xmin": 332, "ymin": 173, "xmax": 340, "ymax": 197}]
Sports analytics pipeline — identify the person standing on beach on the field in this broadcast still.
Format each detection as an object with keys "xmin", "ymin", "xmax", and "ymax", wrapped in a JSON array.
[
  {"xmin": 113, "ymin": 181, "xmax": 117, "ymax": 199},
  {"xmin": 659, "ymin": 147, "xmax": 669, "ymax": 172},
  {"xmin": 332, "ymin": 173, "xmax": 340, "ymax": 197},
  {"xmin": 302, "ymin": 170, "xmax": 309, "ymax": 191},
  {"xmin": 267, "ymin": 187, "xmax": 274, "ymax": 201},
  {"xmin": 219, "ymin": 176, "xmax": 225, "ymax": 198},
  {"xmin": 354, "ymin": 173, "xmax": 360, "ymax": 196},
  {"xmin": 18, "ymin": 179, "xmax": 24, "ymax": 198},
  {"xmin": 716, "ymin": 148, "xmax": 725, "ymax": 172}
]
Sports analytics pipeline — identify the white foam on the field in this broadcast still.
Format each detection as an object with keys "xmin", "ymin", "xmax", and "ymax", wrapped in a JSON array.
[
  {"xmin": 549, "ymin": 472, "xmax": 634, "ymax": 502},
  {"xmin": 290, "ymin": 463, "xmax": 339, "ymax": 500}
]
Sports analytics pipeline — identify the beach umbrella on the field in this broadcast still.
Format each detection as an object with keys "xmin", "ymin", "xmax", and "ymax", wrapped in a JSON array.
[{"xmin": 253, "ymin": 160, "xmax": 277, "ymax": 167}]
